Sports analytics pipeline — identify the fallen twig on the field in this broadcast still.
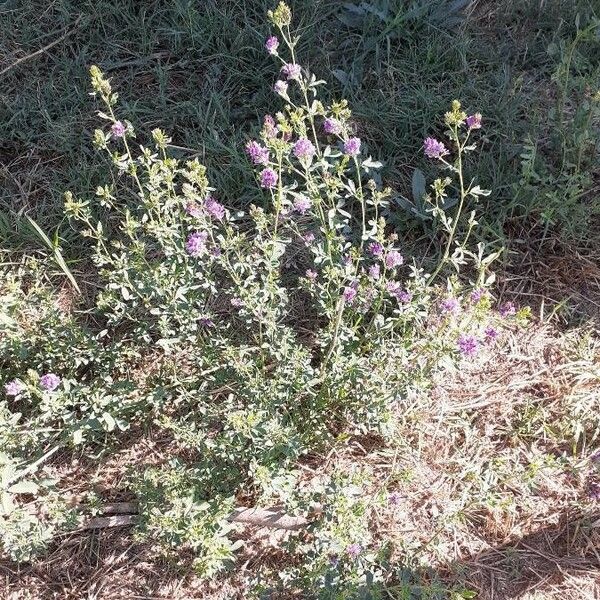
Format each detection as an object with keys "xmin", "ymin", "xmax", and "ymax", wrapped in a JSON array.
[
  {"xmin": 81, "ymin": 502, "xmax": 320, "ymax": 531},
  {"xmin": 0, "ymin": 15, "xmax": 82, "ymax": 77}
]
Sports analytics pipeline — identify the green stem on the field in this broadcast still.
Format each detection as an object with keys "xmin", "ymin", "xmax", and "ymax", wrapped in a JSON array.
[{"xmin": 427, "ymin": 125, "xmax": 466, "ymax": 285}]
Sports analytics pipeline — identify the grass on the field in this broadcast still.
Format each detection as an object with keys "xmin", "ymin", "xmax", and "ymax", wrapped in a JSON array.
[
  {"xmin": 2, "ymin": 0, "xmax": 598, "ymax": 249},
  {"xmin": 1, "ymin": 0, "xmax": 599, "ymax": 597}
]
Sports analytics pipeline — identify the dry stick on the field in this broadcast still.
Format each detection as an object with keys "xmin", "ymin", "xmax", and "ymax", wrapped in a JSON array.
[
  {"xmin": 0, "ymin": 15, "xmax": 82, "ymax": 77},
  {"xmin": 82, "ymin": 502, "xmax": 321, "ymax": 531}
]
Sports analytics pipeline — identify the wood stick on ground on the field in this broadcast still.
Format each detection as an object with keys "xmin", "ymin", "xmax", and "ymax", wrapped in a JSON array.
[
  {"xmin": 82, "ymin": 502, "xmax": 319, "ymax": 531},
  {"xmin": 0, "ymin": 15, "xmax": 82, "ymax": 77}
]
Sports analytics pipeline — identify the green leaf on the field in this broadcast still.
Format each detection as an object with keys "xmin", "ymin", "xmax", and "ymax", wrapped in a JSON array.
[
  {"xmin": 411, "ymin": 168, "xmax": 426, "ymax": 204},
  {"xmin": 102, "ymin": 412, "xmax": 116, "ymax": 432},
  {"xmin": 8, "ymin": 481, "xmax": 39, "ymax": 495},
  {"xmin": 26, "ymin": 217, "xmax": 80, "ymax": 294},
  {"xmin": 73, "ymin": 429, "xmax": 84, "ymax": 445}
]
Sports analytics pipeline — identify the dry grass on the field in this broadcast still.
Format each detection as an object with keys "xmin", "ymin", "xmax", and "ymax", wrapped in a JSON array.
[
  {"xmin": 1, "ymin": 319, "xmax": 598, "ymax": 599},
  {"xmin": 498, "ymin": 220, "xmax": 600, "ymax": 324}
]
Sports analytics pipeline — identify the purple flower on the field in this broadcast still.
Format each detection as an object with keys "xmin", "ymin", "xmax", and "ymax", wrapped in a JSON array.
[
  {"xmin": 440, "ymin": 297, "xmax": 460, "ymax": 314},
  {"xmin": 263, "ymin": 115, "xmax": 278, "ymax": 139},
  {"xmin": 260, "ymin": 167, "xmax": 278, "ymax": 189},
  {"xmin": 204, "ymin": 197, "xmax": 225, "ymax": 221},
  {"xmin": 397, "ymin": 290, "xmax": 412, "ymax": 303},
  {"xmin": 457, "ymin": 335, "xmax": 479, "ymax": 357},
  {"xmin": 5, "ymin": 380, "xmax": 24, "ymax": 397},
  {"xmin": 470, "ymin": 288, "xmax": 485, "ymax": 303},
  {"xmin": 484, "ymin": 326, "xmax": 498, "ymax": 342},
  {"xmin": 282, "ymin": 63, "xmax": 302, "ymax": 80},
  {"xmin": 265, "ymin": 36, "xmax": 279, "ymax": 55},
  {"xmin": 198, "ymin": 316, "xmax": 214, "ymax": 328},
  {"xmin": 386, "ymin": 282, "xmax": 411, "ymax": 303},
  {"xmin": 231, "ymin": 297, "xmax": 243, "ymax": 308},
  {"xmin": 499, "ymin": 301, "xmax": 516, "ymax": 317},
  {"xmin": 343, "ymin": 286, "xmax": 357, "ymax": 304},
  {"xmin": 466, "ymin": 113, "xmax": 482, "ymax": 129},
  {"xmin": 346, "ymin": 543, "xmax": 362, "ymax": 559},
  {"xmin": 385, "ymin": 250, "xmax": 404, "ymax": 269},
  {"xmin": 368, "ymin": 264, "xmax": 380, "ymax": 279},
  {"xmin": 342, "ymin": 254, "xmax": 353, "ymax": 267},
  {"xmin": 274, "ymin": 80, "xmax": 288, "ymax": 96},
  {"xmin": 111, "ymin": 121, "xmax": 126, "ymax": 138},
  {"xmin": 185, "ymin": 231, "xmax": 208, "ymax": 257},
  {"xmin": 588, "ymin": 482, "xmax": 600, "ymax": 501},
  {"xmin": 245, "ymin": 140, "xmax": 270, "ymax": 165},
  {"xmin": 424, "ymin": 137, "xmax": 449, "ymax": 159},
  {"xmin": 343, "ymin": 137, "xmax": 361, "ymax": 156},
  {"xmin": 293, "ymin": 195, "xmax": 312, "ymax": 214},
  {"xmin": 39, "ymin": 373, "xmax": 61, "ymax": 392},
  {"xmin": 368, "ymin": 242, "xmax": 384, "ymax": 257},
  {"xmin": 185, "ymin": 201, "xmax": 202, "ymax": 218},
  {"xmin": 293, "ymin": 137, "xmax": 316, "ymax": 163},
  {"xmin": 305, "ymin": 269, "xmax": 317, "ymax": 281},
  {"xmin": 302, "ymin": 231, "xmax": 315, "ymax": 244},
  {"xmin": 323, "ymin": 117, "xmax": 342, "ymax": 135},
  {"xmin": 388, "ymin": 491, "xmax": 402, "ymax": 506}
]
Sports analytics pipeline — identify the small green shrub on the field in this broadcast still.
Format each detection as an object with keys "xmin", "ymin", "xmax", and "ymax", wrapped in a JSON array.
[{"xmin": 1, "ymin": 3, "xmax": 524, "ymax": 595}]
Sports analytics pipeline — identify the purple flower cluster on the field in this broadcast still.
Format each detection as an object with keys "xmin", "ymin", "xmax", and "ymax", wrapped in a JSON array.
[
  {"xmin": 368, "ymin": 264, "xmax": 380, "ymax": 279},
  {"xmin": 302, "ymin": 231, "xmax": 315, "ymax": 244},
  {"xmin": 386, "ymin": 282, "xmax": 412, "ymax": 303},
  {"xmin": 111, "ymin": 121, "xmax": 126, "ymax": 138},
  {"xmin": 499, "ymin": 301, "xmax": 516, "ymax": 317},
  {"xmin": 5, "ymin": 380, "xmax": 24, "ymax": 397},
  {"xmin": 260, "ymin": 167, "xmax": 278, "ymax": 189},
  {"xmin": 424, "ymin": 137, "xmax": 449, "ymax": 159},
  {"xmin": 305, "ymin": 269, "xmax": 317, "ymax": 281},
  {"xmin": 281, "ymin": 63, "xmax": 302, "ymax": 80},
  {"xmin": 265, "ymin": 36, "xmax": 279, "ymax": 55},
  {"xmin": 470, "ymin": 288, "xmax": 485, "ymax": 304},
  {"xmin": 343, "ymin": 137, "xmax": 361, "ymax": 156},
  {"xmin": 440, "ymin": 297, "xmax": 460, "ymax": 314},
  {"xmin": 368, "ymin": 241, "xmax": 384, "ymax": 257},
  {"xmin": 185, "ymin": 201, "xmax": 202, "ymax": 218},
  {"xmin": 385, "ymin": 250, "xmax": 403, "ymax": 269},
  {"xmin": 40, "ymin": 373, "xmax": 61, "ymax": 391},
  {"xmin": 293, "ymin": 195, "xmax": 312, "ymax": 214},
  {"xmin": 323, "ymin": 117, "xmax": 342, "ymax": 135},
  {"xmin": 484, "ymin": 326, "xmax": 498, "ymax": 342},
  {"xmin": 346, "ymin": 543, "xmax": 362, "ymax": 559},
  {"xmin": 263, "ymin": 115, "xmax": 278, "ymax": 139},
  {"xmin": 588, "ymin": 482, "xmax": 600, "ymax": 501},
  {"xmin": 388, "ymin": 491, "xmax": 402, "ymax": 506},
  {"xmin": 293, "ymin": 137, "xmax": 316, "ymax": 163},
  {"xmin": 245, "ymin": 140, "xmax": 270, "ymax": 165},
  {"xmin": 343, "ymin": 285, "xmax": 357, "ymax": 304},
  {"xmin": 204, "ymin": 197, "xmax": 225, "ymax": 221},
  {"xmin": 185, "ymin": 231, "xmax": 208, "ymax": 257},
  {"xmin": 274, "ymin": 80, "xmax": 288, "ymax": 96},
  {"xmin": 457, "ymin": 334, "xmax": 479, "ymax": 357},
  {"xmin": 466, "ymin": 113, "xmax": 482, "ymax": 129}
]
